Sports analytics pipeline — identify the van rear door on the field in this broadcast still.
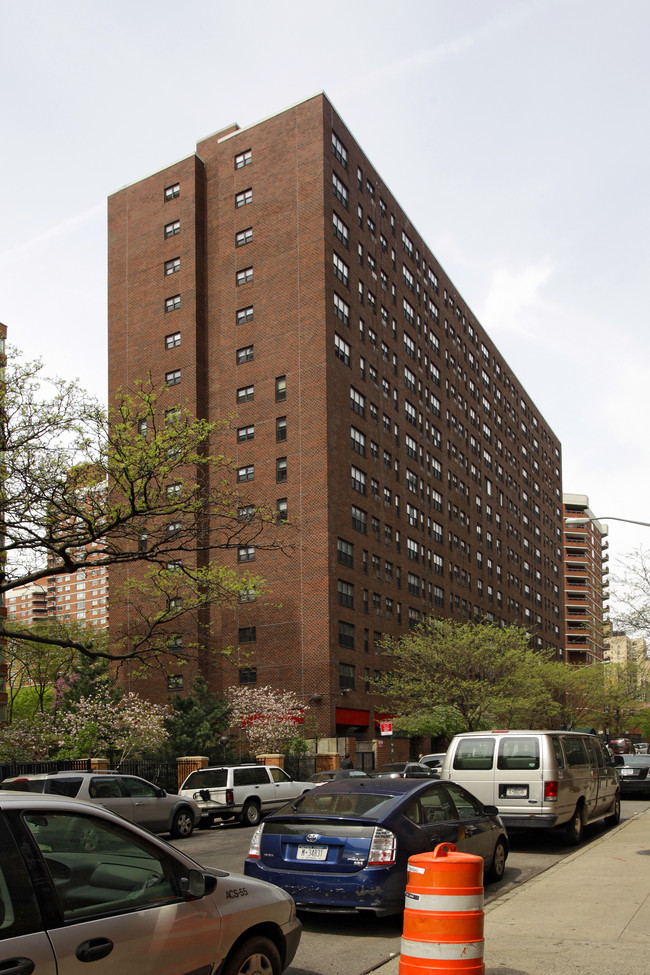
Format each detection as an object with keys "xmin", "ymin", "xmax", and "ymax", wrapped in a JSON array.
[
  {"xmin": 494, "ymin": 735, "xmax": 543, "ymax": 814},
  {"xmin": 445, "ymin": 736, "xmax": 497, "ymax": 806}
]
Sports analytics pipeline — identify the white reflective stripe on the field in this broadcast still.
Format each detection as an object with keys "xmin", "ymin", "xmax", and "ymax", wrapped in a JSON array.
[
  {"xmin": 401, "ymin": 938, "xmax": 484, "ymax": 961},
  {"xmin": 404, "ymin": 891, "xmax": 484, "ymax": 912},
  {"xmin": 407, "ymin": 863, "xmax": 426, "ymax": 874}
]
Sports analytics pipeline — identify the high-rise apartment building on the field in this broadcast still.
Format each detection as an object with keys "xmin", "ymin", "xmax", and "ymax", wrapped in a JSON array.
[
  {"xmin": 563, "ymin": 494, "xmax": 609, "ymax": 664},
  {"xmin": 108, "ymin": 93, "xmax": 564, "ymax": 737}
]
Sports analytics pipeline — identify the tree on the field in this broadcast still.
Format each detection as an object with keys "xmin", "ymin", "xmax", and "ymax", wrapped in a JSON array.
[
  {"xmin": 379, "ymin": 617, "xmax": 556, "ymax": 733},
  {"xmin": 613, "ymin": 547, "xmax": 650, "ymax": 640},
  {"xmin": 0, "ymin": 348, "xmax": 291, "ymax": 665},
  {"xmin": 163, "ymin": 678, "xmax": 231, "ymax": 759},
  {"xmin": 226, "ymin": 685, "xmax": 308, "ymax": 755}
]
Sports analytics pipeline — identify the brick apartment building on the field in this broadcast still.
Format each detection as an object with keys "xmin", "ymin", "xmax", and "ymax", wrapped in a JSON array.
[
  {"xmin": 0, "ymin": 322, "xmax": 7, "ymax": 723},
  {"xmin": 108, "ymin": 93, "xmax": 565, "ymax": 737},
  {"xmin": 563, "ymin": 494, "xmax": 609, "ymax": 664}
]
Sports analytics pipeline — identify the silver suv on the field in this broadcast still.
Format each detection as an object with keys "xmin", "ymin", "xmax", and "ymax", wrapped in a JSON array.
[{"xmin": 179, "ymin": 764, "xmax": 313, "ymax": 827}]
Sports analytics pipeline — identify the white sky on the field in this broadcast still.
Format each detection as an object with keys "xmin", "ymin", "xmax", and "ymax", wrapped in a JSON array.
[{"xmin": 2, "ymin": 0, "xmax": 649, "ymax": 598}]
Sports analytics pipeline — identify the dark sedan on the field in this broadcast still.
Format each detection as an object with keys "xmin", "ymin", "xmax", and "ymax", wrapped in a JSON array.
[
  {"xmin": 614, "ymin": 755, "xmax": 650, "ymax": 796},
  {"xmin": 373, "ymin": 761, "xmax": 439, "ymax": 779},
  {"xmin": 308, "ymin": 769, "xmax": 372, "ymax": 784},
  {"xmin": 244, "ymin": 777, "xmax": 508, "ymax": 916}
]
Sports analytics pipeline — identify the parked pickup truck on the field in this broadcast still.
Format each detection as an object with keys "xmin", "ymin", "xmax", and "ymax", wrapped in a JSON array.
[{"xmin": 179, "ymin": 764, "xmax": 314, "ymax": 827}]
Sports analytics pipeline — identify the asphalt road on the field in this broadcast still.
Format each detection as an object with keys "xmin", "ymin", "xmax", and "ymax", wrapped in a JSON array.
[{"xmin": 171, "ymin": 797, "xmax": 650, "ymax": 975}]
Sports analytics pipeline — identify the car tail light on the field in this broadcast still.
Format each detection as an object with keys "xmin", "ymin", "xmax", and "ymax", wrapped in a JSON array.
[
  {"xmin": 248, "ymin": 825, "xmax": 264, "ymax": 859},
  {"xmin": 226, "ymin": 789, "xmax": 234, "ymax": 805},
  {"xmin": 544, "ymin": 780, "xmax": 558, "ymax": 800},
  {"xmin": 368, "ymin": 826, "xmax": 397, "ymax": 865}
]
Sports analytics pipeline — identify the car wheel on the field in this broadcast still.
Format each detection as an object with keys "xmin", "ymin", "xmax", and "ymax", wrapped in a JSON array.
[
  {"xmin": 222, "ymin": 936, "xmax": 281, "ymax": 975},
  {"xmin": 605, "ymin": 792, "xmax": 621, "ymax": 827},
  {"xmin": 171, "ymin": 808, "xmax": 195, "ymax": 838},
  {"xmin": 486, "ymin": 837, "xmax": 507, "ymax": 883},
  {"xmin": 240, "ymin": 800, "xmax": 261, "ymax": 827},
  {"xmin": 565, "ymin": 803, "xmax": 585, "ymax": 846}
]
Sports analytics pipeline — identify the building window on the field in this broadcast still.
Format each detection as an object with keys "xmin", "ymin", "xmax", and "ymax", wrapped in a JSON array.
[
  {"xmin": 168, "ymin": 635, "xmax": 184, "ymax": 654},
  {"xmin": 165, "ymin": 294, "xmax": 181, "ymax": 313},
  {"xmin": 275, "ymin": 376, "xmax": 286, "ymax": 402},
  {"xmin": 236, "ymin": 266, "xmax": 253, "ymax": 286},
  {"xmin": 333, "ymin": 212, "xmax": 349, "ymax": 247},
  {"xmin": 276, "ymin": 497, "xmax": 288, "ymax": 522},
  {"xmin": 236, "ymin": 305, "xmax": 254, "ymax": 324},
  {"xmin": 236, "ymin": 344, "xmax": 254, "ymax": 363},
  {"xmin": 351, "ymin": 505, "xmax": 367, "ymax": 534},
  {"xmin": 167, "ymin": 521, "xmax": 181, "ymax": 536},
  {"xmin": 238, "ymin": 545, "xmax": 255, "ymax": 563},
  {"xmin": 165, "ymin": 406, "xmax": 180, "ymax": 426},
  {"xmin": 236, "ymin": 227, "xmax": 253, "ymax": 247},
  {"xmin": 137, "ymin": 418, "xmax": 148, "ymax": 436},
  {"xmin": 237, "ymin": 425, "xmax": 255, "ymax": 443},
  {"xmin": 332, "ymin": 132, "xmax": 348, "ymax": 169},
  {"xmin": 276, "ymin": 457, "xmax": 287, "ymax": 483},
  {"xmin": 350, "ymin": 386, "xmax": 365, "ymax": 418},
  {"xmin": 138, "ymin": 530, "xmax": 147, "ymax": 552},
  {"xmin": 237, "ymin": 464, "xmax": 254, "ymax": 482},
  {"xmin": 337, "ymin": 537, "xmax": 354, "ymax": 567},
  {"xmin": 167, "ymin": 675, "xmax": 183, "ymax": 690},
  {"xmin": 276, "ymin": 416, "xmax": 287, "ymax": 442},
  {"xmin": 239, "ymin": 587, "xmax": 257, "ymax": 603},
  {"xmin": 167, "ymin": 482, "xmax": 181, "ymax": 498},
  {"xmin": 235, "ymin": 187, "xmax": 252, "ymax": 208},
  {"xmin": 164, "ymin": 183, "xmax": 180, "ymax": 201},
  {"xmin": 350, "ymin": 426, "xmax": 365, "ymax": 456},
  {"xmin": 335, "ymin": 333, "xmax": 351, "ymax": 365},
  {"xmin": 237, "ymin": 385, "xmax": 254, "ymax": 403},
  {"xmin": 238, "ymin": 626, "xmax": 256, "ymax": 643},
  {"xmin": 332, "ymin": 173, "xmax": 349, "ymax": 209},
  {"xmin": 239, "ymin": 667, "xmax": 257, "ymax": 685},
  {"xmin": 338, "ymin": 580, "xmax": 354, "ymax": 608},
  {"xmin": 334, "ymin": 293, "xmax": 350, "ymax": 326},
  {"xmin": 165, "ymin": 331, "xmax": 181, "ymax": 349},
  {"xmin": 164, "ymin": 257, "xmax": 180, "ymax": 275},
  {"xmin": 234, "ymin": 149, "xmax": 252, "ymax": 169},
  {"xmin": 164, "ymin": 220, "xmax": 180, "ymax": 238},
  {"xmin": 339, "ymin": 660, "xmax": 355, "ymax": 686},
  {"xmin": 238, "ymin": 504, "xmax": 255, "ymax": 522},
  {"xmin": 333, "ymin": 252, "xmax": 349, "ymax": 287},
  {"xmin": 165, "ymin": 369, "xmax": 181, "ymax": 386},
  {"xmin": 351, "ymin": 465, "xmax": 366, "ymax": 495}
]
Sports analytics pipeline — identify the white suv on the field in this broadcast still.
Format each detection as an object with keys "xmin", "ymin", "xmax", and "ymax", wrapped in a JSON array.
[{"xmin": 179, "ymin": 764, "xmax": 313, "ymax": 827}]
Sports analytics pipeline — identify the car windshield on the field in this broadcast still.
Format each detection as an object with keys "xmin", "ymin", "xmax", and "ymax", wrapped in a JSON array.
[
  {"xmin": 182, "ymin": 769, "xmax": 228, "ymax": 789},
  {"xmin": 289, "ymin": 790, "xmax": 399, "ymax": 818}
]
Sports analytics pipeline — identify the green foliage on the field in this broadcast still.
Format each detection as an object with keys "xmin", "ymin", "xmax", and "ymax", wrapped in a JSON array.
[
  {"xmin": 162, "ymin": 678, "xmax": 231, "ymax": 759},
  {"xmin": 11, "ymin": 685, "xmax": 54, "ymax": 723},
  {"xmin": 380, "ymin": 617, "xmax": 557, "ymax": 732}
]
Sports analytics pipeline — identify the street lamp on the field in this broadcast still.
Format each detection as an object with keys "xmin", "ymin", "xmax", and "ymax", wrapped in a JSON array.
[{"xmin": 565, "ymin": 516, "xmax": 650, "ymax": 529}]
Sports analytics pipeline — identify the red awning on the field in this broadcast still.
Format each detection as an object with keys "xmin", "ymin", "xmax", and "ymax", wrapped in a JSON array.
[{"xmin": 335, "ymin": 707, "xmax": 370, "ymax": 727}]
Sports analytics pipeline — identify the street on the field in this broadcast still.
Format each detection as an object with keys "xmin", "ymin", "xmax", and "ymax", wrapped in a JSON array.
[{"xmin": 171, "ymin": 797, "xmax": 650, "ymax": 975}]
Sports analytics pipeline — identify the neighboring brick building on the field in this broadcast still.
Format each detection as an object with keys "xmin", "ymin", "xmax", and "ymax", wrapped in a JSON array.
[
  {"xmin": 0, "ymin": 322, "xmax": 7, "ymax": 723},
  {"xmin": 563, "ymin": 494, "xmax": 609, "ymax": 664},
  {"xmin": 108, "ymin": 93, "xmax": 564, "ymax": 737}
]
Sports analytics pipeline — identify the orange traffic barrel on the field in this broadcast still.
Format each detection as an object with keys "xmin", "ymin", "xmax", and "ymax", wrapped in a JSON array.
[{"xmin": 399, "ymin": 842, "xmax": 485, "ymax": 975}]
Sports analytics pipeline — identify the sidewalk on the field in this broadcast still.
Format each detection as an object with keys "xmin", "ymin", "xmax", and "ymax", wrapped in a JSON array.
[{"xmin": 376, "ymin": 808, "xmax": 650, "ymax": 975}]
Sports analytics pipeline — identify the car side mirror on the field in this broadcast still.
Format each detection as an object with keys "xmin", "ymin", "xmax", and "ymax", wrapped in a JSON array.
[
  {"xmin": 181, "ymin": 869, "xmax": 213, "ymax": 900},
  {"xmin": 483, "ymin": 805, "xmax": 499, "ymax": 816},
  {"xmin": 156, "ymin": 787, "xmax": 167, "ymax": 797}
]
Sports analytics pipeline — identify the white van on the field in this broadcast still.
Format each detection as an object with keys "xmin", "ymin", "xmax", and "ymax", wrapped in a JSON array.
[{"xmin": 440, "ymin": 730, "xmax": 620, "ymax": 844}]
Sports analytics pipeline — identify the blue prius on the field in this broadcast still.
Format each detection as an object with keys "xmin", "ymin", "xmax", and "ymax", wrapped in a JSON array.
[{"xmin": 244, "ymin": 777, "xmax": 508, "ymax": 916}]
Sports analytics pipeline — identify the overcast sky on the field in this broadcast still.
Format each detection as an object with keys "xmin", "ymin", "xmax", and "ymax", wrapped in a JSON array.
[{"xmin": 2, "ymin": 0, "xmax": 649, "ymax": 595}]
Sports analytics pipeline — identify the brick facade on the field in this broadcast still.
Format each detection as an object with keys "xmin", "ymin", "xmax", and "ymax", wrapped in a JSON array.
[{"xmin": 108, "ymin": 94, "xmax": 564, "ymax": 736}]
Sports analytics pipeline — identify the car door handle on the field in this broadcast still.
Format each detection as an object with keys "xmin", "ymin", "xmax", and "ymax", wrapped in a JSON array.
[
  {"xmin": 464, "ymin": 825, "xmax": 479, "ymax": 835},
  {"xmin": 76, "ymin": 939, "xmax": 114, "ymax": 963},
  {"xmin": 0, "ymin": 958, "xmax": 37, "ymax": 975},
  {"xmin": 134, "ymin": 801, "xmax": 144, "ymax": 806}
]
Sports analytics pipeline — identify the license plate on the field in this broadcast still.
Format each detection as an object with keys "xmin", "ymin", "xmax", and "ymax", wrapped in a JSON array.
[
  {"xmin": 297, "ymin": 845, "xmax": 328, "ymax": 861},
  {"xmin": 505, "ymin": 786, "xmax": 528, "ymax": 797},
  {"xmin": 620, "ymin": 768, "xmax": 635, "ymax": 776}
]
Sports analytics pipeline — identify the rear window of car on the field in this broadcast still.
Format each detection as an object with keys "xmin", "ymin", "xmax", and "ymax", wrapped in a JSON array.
[
  {"xmin": 1, "ymin": 778, "xmax": 46, "ymax": 793},
  {"xmin": 183, "ymin": 769, "xmax": 228, "ymax": 790},
  {"xmin": 234, "ymin": 767, "xmax": 269, "ymax": 786},
  {"xmin": 293, "ymin": 791, "xmax": 397, "ymax": 818},
  {"xmin": 43, "ymin": 777, "xmax": 83, "ymax": 798},
  {"xmin": 452, "ymin": 737, "xmax": 495, "ymax": 770},
  {"xmin": 497, "ymin": 737, "xmax": 540, "ymax": 770},
  {"xmin": 621, "ymin": 756, "xmax": 650, "ymax": 767}
]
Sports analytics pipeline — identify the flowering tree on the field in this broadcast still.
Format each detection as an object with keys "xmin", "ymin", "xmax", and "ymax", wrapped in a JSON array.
[
  {"xmin": 227, "ymin": 685, "xmax": 308, "ymax": 755},
  {"xmin": 0, "ymin": 688, "xmax": 170, "ymax": 764}
]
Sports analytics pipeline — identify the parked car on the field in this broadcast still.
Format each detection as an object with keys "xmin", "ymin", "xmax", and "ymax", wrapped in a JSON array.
[
  {"xmin": 179, "ymin": 764, "xmax": 313, "ymax": 828},
  {"xmin": 613, "ymin": 754, "xmax": 650, "ymax": 797},
  {"xmin": 0, "ymin": 790, "xmax": 301, "ymax": 975},
  {"xmin": 636, "ymin": 742, "xmax": 649, "ymax": 754},
  {"xmin": 439, "ymin": 730, "xmax": 620, "ymax": 844},
  {"xmin": 608, "ymin": 737, "xmax": 637, "ymax": 755},
  {"xmin": 418, "ymin": 752, "xmax": 447, "ymax": 771},
  {"xmin": 1, "ymin": 771, "xmax": 200, "ymax": 839},
  {"xmin": 244, "ymin": 777, "xmax": 508, "ymax": 916},
  {"xmin": 373, "ymin": 761, "xmax": 439, "ymax": 779},
  {"xmin": 307, "ymin": 769, "xmax": 372, "ymax": 785}
]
